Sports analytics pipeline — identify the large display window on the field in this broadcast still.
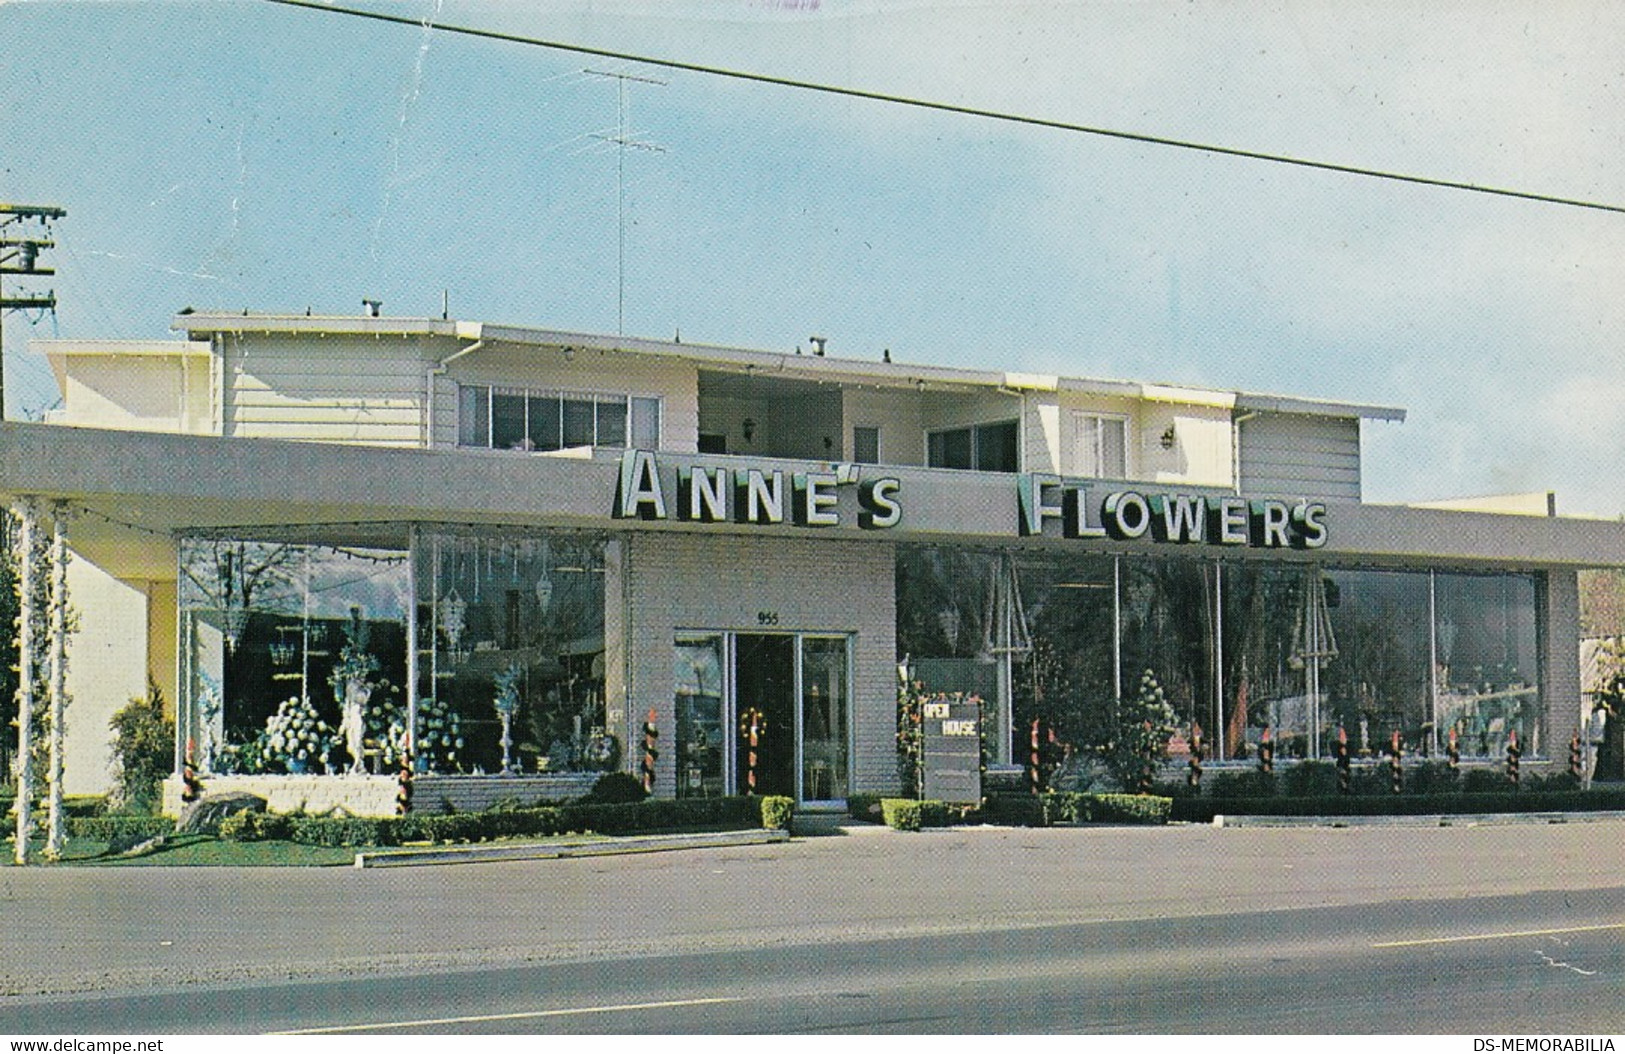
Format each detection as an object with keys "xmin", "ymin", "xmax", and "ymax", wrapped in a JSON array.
[
  {"xmin": 897, "ymin": 543, "xmax": 1550, "ymax": 764},
  {"xmin": 178, "ymin": 526, "xmax": 610, "ymax": 778}
]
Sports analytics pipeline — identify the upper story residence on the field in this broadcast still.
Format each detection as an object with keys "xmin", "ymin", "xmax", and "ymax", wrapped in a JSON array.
[{"xmin": 35, "ymin": 312, "xmax": 1405, "ymax": 503}]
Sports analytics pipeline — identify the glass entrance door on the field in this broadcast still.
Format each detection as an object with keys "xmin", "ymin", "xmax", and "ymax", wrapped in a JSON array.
[
  {"xmin": 735, "ymin": 634, "xmax": 798, "ymax": 797},
  {"xmin": 673, "ymin": 631, "xmax": 851, "ymax": 802}
]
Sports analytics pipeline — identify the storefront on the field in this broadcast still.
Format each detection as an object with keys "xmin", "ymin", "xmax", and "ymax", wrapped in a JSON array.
[{"xmin": 3, "ymin": 313, "xmax": 1620, "ymax": 811}]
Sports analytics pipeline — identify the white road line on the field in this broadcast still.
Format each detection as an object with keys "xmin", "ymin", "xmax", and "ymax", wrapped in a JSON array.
[
  {"xmin": 268, "ymin": 996, "xmax": 743, "ymax": 1034},
  {"xmin": 1372, "ymin": 922, "xmax": 1625, "ymax": 949}
]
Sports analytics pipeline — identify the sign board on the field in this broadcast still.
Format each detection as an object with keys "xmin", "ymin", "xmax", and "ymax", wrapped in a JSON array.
[{"xmin": 921, "ymin": 694, "xmax": 983, "ymax": 804}]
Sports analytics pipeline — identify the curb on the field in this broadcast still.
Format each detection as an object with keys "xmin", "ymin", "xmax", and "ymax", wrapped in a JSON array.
[
  {"xmin": 1209, "ymin": 810, "xmax": 1625, "ymax": 829},
  {"xmin": 353, "ymin": 827, "xmax": 790, "ymax": 868}
]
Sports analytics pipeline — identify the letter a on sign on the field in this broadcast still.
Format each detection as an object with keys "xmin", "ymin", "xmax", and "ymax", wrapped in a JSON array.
[{"xmin": 615, "ymin": 449, "xmax": 668, "ymax": 520}]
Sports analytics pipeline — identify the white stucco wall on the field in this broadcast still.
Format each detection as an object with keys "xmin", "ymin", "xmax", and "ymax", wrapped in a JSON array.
[{"xmin": 63, "ymin": 557, "xmax": 155, "ymax": 796}]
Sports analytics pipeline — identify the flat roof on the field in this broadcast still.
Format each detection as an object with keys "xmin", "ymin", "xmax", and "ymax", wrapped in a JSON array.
[{"xmin": 170, "ymin": 311, "xmax": 1407, "ymax": 423}]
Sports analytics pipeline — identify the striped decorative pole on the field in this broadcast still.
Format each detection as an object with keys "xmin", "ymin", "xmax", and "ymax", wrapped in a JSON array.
[
  {"xmin": 1029, "ymin": 719, "xmax": 1043, "ymax": 795},
  {"xmin": 1259, "ymin": 725, "xmax": 1274, "ymax": 775},
  {"xmin": 739, "ymin": 708, "xmax": 764, "ymax": 796},
  {"xmin": 642, "ymin": 708, "xmax": 660, "ymax": 794},
  {"xmin": 1569, "ymin": 734, "xmax": 1582, "ymax": 780},
  {"xmin": 1186, "ymin": 723, "xmax": 1203, "ymax": 789},
  {"xmin": 182, "ymin": 737, "xmax": 203, "ymax": 804},
  {"xmin": 1447, "ymin": 727, "xmax": 1460, "ymax": 771},
  {"xmin": 1389, "ymin": 730, "xmax": 1403, "ymax": 794},
  {"xmin": 1506, "ymin": 730, "xmax": 1521, "ymax": 788},
  {"xmin": 1335, "ymin": 726, "xmax": 1351, "ymax": 795},
  {"xmin": 396, "ymin": 754, "xmax": 413, "ymax": 815}
]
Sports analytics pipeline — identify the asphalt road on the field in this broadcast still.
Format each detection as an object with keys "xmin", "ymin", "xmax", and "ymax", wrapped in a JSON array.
[{"xmin": 2, "ymin": 821, "xmax": 1622, "ymax": 1033}]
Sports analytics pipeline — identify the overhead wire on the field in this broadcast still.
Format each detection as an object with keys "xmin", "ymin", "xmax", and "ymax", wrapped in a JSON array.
[{"xmin": 262, "ymin": 0, "xmax": 1624, "ymax": 216}]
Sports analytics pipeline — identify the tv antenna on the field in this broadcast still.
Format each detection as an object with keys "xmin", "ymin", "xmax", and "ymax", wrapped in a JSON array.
[
  {"xmin": 584, "ymin": 67, "xmax": 665, "ymax": 337},
  {"xmin": 0, "ymin": 203, "xmax": 65, "ymax": 422}
]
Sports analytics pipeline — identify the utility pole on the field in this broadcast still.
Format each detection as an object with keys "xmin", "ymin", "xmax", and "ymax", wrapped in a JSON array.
[
  {"xmin": 0, "ymin": 204, "xmax": 65, "ymax": 422},
  {"xmin": 584, "ymin": 69, "xmax": 664, "ymax": 337}
]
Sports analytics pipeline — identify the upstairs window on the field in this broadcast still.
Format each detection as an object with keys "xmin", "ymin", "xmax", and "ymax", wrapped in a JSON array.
[
  {"xmin": 927, "ymin": 420, "xmax": 1018, "ymax": 472},
  {"xmin": 852, "ymin": 426, "xmax": 880, "ymax": 465},
  {"xmin": 1071, "ymin": 412, "xmax": 1127, "ymax": 478},
  {"xmin": 458, "ymin": 385, "xmax": 659, "ymax": 451}
]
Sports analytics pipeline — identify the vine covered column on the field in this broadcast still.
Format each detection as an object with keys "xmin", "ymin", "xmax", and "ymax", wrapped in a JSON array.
[
  {"xmin": 12, "ymin": 498, "xmax": 39, "ymax": 865},
  {"xmin": 44, "ymin": 502, "xmax": 71, "ymax": 860}
]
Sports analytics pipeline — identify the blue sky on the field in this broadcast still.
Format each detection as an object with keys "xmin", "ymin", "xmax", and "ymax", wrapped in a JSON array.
[{"xmin": 2, "ymin": 0, "xmax": 1622, "ymax": 514}]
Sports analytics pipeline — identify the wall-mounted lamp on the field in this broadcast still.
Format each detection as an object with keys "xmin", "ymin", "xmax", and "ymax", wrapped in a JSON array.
[
  {"xmin": 1160, "ymin": 425, "xmax": 1177, "ymax": 450},
  {"xmin": 562, "ymin": 346, "xmax": 576, "ymax": 362},
  {"xmin": 741, "ymin": 418, "xmax": 757, "ymax": 442},
  {"xmin": 362, "ymin": 298, "xmax": 382, "ymax": 317}
]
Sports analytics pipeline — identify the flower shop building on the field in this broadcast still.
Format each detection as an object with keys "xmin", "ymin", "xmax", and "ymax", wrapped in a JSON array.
[{"xmin": 5, "ymin": 312, "xmax": 1623, "ymax": 812}]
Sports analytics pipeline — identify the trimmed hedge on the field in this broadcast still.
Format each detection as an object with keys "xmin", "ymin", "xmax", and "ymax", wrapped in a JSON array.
[
  {"xmin": 981, "ymin": 792, "xmax": 1172, "ymax": 827},
  {"xmin": 759, "ymin": 796, "xmax": 794, "ymax": 831},
  {"xmin": 1171, "ymin": 787, "xmax": 1625, "ymax": 822},
  {"xmin": 283, "ymin": 795, "xmax": 771, "ymax": 848},
  {"xmin": 848, "ymin": 793, "xmax": 885, "ymax": 822},
  {"xmin": 881, "ymin": 798, "xmax": 923, "ymax": 831}
]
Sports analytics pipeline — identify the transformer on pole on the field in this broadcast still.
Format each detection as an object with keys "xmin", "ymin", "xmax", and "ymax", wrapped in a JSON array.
[{"xmin": 0, "ymin": 203, "xmax": 66, "ymax": 421}]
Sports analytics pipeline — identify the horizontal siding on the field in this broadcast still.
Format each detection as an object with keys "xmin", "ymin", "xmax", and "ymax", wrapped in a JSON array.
[
  {"xmin": 224, "ymin": 332, "xmax": 437, "ymax": 447},
  {"xmin": 1239, "ymin": 413, "xmax": 1361, "ymax": 501}
]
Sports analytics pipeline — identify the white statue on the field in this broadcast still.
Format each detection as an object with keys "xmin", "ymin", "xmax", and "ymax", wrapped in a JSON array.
[{"xmin": 338, "ymin": 677, "xmax": 371, "ymax": 775}]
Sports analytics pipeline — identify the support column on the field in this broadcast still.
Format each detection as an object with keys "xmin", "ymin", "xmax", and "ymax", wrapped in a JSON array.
[
  {"xmin": 44, "ymin": 503, "xmax": 70, "ymax": 860},
  {"xmin": 1541, "ymin": 569, "xmax": 1582, "ymax": 759},
  {"xmin": 405, "ymin": 524, "xmax": 419, "ymax": 761},
  {"xmin": 12, "ymin": 499, "xmax": 38, "ymax": 865}
]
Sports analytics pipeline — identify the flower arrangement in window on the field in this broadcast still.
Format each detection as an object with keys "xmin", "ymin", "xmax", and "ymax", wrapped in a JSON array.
[
  {"xmin": 264, "ymin": 695, "xmax": 333, "ymax": 773},
  {"xmin": 415, "ymin": 695, "xmax": 463, "ymax": 772}
]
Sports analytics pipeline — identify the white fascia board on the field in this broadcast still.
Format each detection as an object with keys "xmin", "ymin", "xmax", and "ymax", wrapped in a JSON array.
[
  {"xmin": 1234, "ymin": 391, "xmax": 1407, "ymax": 422},
  {"xmin": 172, "ymin": 314, "xmax": 459, "ymax": 339},
  {"xmin": 32, "ymin": 339, "xmax": 211, "ymax": 391},
  {"xmin": 1139, "ymin": 383, "xmax": 1238, "ymax": 410}
]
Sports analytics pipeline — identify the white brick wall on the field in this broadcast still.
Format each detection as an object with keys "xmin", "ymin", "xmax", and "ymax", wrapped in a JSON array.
[{"xmin": 619, "ymin": 533, "xmax": 897, "ymax": 798}]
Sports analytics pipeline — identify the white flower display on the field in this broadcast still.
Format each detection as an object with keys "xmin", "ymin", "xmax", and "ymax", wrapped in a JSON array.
[{"xmin": 263, "ymin": 695, "xmax": 334, "ymax": 773}]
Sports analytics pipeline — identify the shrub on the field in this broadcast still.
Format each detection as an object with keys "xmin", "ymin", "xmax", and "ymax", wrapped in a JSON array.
[
  {"xmin": 881, "ymin": 798, "xmax": 923, "ymax": 831},
  {"xmin": 1280, "ymin": 760, "xmax": 1340, "ymax": 798},
  {"xmin": 847, "ymin": 793, "xmax": 885, "ymax": 821},
  {"xmin": 1090, "ymin": 793, "xmax": 1172, "ymax": 825},
  {"xmin": 582, "ymin": 771, "xmax": 649, "ymax": 804},
  {"xmin": 982, "ymin": 793, "xmax": 1047, "ymax": 827},
  {"xmin": 218, "ymin": 809, "xmax": 294, "ymax": 842},
  {"xmin": 1407, "ymin": 760, "xmax": 1460, "ymax": 795},
  {"xmin": 1205, "ymin": 770, "xmax": 1276, "ymax": 798},
  {"xmin": 1461, "ymin": 768, "xmax": 1516, "ymax": 794},
  {"xmin": 759, "ymin": 795, "xmax": 794, "ymax": 831},
  {"xmin": 109, "ymin": 686, "xmax": 175, "ymax": 814}
]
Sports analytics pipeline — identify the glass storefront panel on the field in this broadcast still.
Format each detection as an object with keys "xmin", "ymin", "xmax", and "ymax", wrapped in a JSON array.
[
  {"xmin": 801, "ymin": 636, "xmax": 849, "ymax": 801},
  {"xmin": 179, "ymin": 537, "xmax": 410, "ymax": 775},
  {"xmin": 1324, "ymin": 568, "xmax": 1432, "ymax": 756},
  {"xmin": 1010, "ymin": 551, "xmax": 1118, "ymax": 759},
  {"xmin": 1436, "ymin": 571, "xmax": 1543, "ymax": 756},
  {"xmin": 419, "ymin": 530, "xmax": 607, "ymax": 774},
  {"xmin": 1120, "ymin": 555, "xmax": 1216, "ymax": 742},
  {"xmin": 674, "ymin": 636, "xmax": 726, "ymax": 798},
  {"xmin": 896, "ymin": 547, "xmax": 1006, "ymax": 759}
]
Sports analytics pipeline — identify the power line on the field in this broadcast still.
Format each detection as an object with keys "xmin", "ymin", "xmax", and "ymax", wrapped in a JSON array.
[{"xmin": 263, "ymin": 0, "xmax": 1624, "ymax": 216}]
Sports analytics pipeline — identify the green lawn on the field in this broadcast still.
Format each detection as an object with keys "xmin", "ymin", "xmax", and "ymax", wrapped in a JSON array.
[
  {"xmin": 6, "ymin": 830, "xmax": 617, "ymax": 866},
  {"xmin": 5, "ymin": 834, "xmax": 355, "ymax": 867}
]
